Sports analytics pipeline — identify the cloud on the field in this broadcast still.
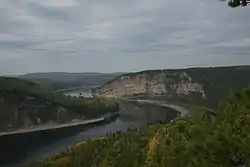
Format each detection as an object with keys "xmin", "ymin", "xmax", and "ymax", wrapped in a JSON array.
[{"xmin": 0, "ymin": 0, "xmax": 250, "ymax": 75}]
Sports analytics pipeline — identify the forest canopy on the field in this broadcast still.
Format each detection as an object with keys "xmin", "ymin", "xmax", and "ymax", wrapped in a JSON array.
[
  {"xmin": 0, "ymin": 77, "xmax": 118, "ymax": 118},
  {"xmin": 26, "ymin": 86, "xmax": 250, "ymax": 167}
]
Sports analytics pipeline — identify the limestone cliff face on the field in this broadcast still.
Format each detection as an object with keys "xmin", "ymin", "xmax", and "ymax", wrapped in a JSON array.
[
  {"xmin": 0, "ymin": 93, "xmax": 72, "ymax": 132},
  {"xmin": 94, "ymin": 71, "xmax": 205, "ymax": 99}
]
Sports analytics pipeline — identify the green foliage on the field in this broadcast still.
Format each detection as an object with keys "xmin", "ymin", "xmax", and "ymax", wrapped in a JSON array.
[
  {"xmin": 19, "ymin": 72, "xmax": 123, "ymax": 91},
  {"xmin": 228, "ymin": 0, "xmax": 248, "ymax": 7},
  {"xmin": 170, "ymin": 66, "xmax": 250, "ymax": 108},
  {"xmin": 0, "ymin": 77, "xmax": 118, "ymax": 119},
  {"xmin": 96, "ymin": 66, "xmax": 250, "ymax": 109},
  {"xmin": 150, "ymin": 66, "xmax": 250, "ymax": 109},
  {"xmin": 26, "ymin": 86, "xmax": 250, "ymax": 167}
]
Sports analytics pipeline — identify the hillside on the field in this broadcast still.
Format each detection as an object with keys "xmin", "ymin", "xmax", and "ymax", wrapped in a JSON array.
[
  {"xmin": 26, "ymin": 86, "xmax": 250, "ymax": 167},
  {"xmin": 0, "ymin": 77, "xmax": 118, "ymax": 132},
  {"xmin": 94, "ymin": 66, "xmax": 250, "ymax": 109},
  {"xmin": 19, "ymin": 72, "xmax": 124, "ymax": 91}
]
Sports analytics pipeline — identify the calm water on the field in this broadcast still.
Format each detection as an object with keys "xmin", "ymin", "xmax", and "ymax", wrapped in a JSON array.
[
  {"xmin": 18, "ymin": 118, "xmax": 139, "ymax": 166},
  {"xmin": 5, "ymin": 90, "xmax": 178, "ymax": 167},
  {"xmin": 7, "ymin": 117, "xmax": 149, "ymax": 167}
]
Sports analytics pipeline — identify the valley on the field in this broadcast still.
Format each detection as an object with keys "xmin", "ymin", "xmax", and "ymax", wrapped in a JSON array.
[
  {"xmin": 0, "ymin": 65, "xmax": 250, "ymax": 167},
  {"xmin": 2, "ymin": 91, "xmax": 179, "ymax": 167},
  {"xmin": 1, "ymin": 1, "xmax": 249, "ymax": 166}
]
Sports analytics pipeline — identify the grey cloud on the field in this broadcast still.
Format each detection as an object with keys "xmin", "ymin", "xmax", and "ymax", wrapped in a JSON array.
[{"xmin": 0, "ymin": 0, "xmax": 250, "ymax": 75}]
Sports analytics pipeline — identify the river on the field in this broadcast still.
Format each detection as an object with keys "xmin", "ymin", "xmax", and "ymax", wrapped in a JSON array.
[
  {"xmin": 9, "ymin": 118, "xmax": 138, "ymax": 167},
  {"xmin": 4, "ymin": 90, "xmax": 178, "ymax": 167}
]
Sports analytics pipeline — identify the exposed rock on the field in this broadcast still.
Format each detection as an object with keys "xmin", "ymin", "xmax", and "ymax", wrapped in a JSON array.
[{"xmin": 95, "ymin": 71, "xmax": 205, "ymax": 99}]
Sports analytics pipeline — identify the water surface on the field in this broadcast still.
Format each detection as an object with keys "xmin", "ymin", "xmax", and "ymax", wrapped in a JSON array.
[{"xmin": 5, "ymin": 90, "xmax": 178, "ymax": 167}]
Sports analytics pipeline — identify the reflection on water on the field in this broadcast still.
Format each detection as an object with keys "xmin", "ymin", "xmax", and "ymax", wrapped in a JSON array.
[
  {"xmin": 26, "ymin": 118, "xmax": 133, "ymax": 162},
  {"xmin": 20, "ymin": 105, "xmax": 176, "ymax": 166},
  {"xmin": 5, "ymin": 91, "xmax": 178, "ymax": 167},
  {"xmin": 11, "ymin": 117, "xmax": 141, "ymax": 167}
]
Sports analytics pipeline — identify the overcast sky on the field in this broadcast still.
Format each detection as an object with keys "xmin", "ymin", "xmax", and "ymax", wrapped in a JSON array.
[{"xmin": 0, "ymin": 0, "xmax": 250, "ymax": 75}]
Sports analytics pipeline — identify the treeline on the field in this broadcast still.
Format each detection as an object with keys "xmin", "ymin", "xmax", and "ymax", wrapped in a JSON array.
[
  {"xmin": 162, "ymin": 66, "xmax": 250, "ymax": 109},
  {"xmin": 19, "ymin": 72, "xmax": 123, "ymax": 91},
  {"xmin": 96, "ymin": 66, "xmax": 250, "ymax": 109},
  {"xmin": 159, "ymin": 66, "xmax": 250, "ymax": 109},
  {"xmin": 182, "ymin": 66, "xmax": 250, "ymax": 108},
  {"xmin": 26, "ymin": 86, "xmax": 250, "ymax": 167},
  {"xmin": 0, "ymin": 77, "xmax": 118, "ymax": 118}
]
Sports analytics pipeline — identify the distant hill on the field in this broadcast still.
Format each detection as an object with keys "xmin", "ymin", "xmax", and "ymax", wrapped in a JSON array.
[
  {"xmin": 0, "ymin": 77, "xmax": 118, "ymax": 132},
  {"xmin": 94, "ymin": 65, "xmax": 250, "ymax": 108},
  {"xmin": 19, "ymin": 72, "xmax": 124, "ymax": 91}
]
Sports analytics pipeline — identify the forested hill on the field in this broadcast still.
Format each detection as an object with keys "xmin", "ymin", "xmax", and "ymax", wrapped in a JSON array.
[
  {"xmin": 95, "ymin": 65, "xmax": 250, "ymax": 108},
  {"xmin": 0, "ymin": 77, "xmax": 40, "ymax": 91},
  {"xmin": 19, "ymin": 72, "xmax": 124, "ymax": 91},
  {"xmin": 0, "ymin": 77, "xmax": 118, "ymax": 132},
  {"xmin": 26, "ymin": 86, "xmax": 250, "ymax": 167}
]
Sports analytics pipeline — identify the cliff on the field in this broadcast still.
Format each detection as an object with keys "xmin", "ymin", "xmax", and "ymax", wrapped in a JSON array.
[
  {"xmin": 93, "ymin": 66, "xmax": 250, "ymax": 108},
  {"xmin": 95, "ymin": 70, "xmax": 205, "ymax": 98}
]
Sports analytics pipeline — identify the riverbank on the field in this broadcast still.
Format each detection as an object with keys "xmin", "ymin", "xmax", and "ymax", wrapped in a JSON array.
[
  {"xmin": 18, "ymin": 101, "xmax": 179, "ymax": 167},
  {"xmin": 25, "ymin": 87, "xmax": 250, "ymax": 167},
  {"xmin": 0, "ymin": 112, "xmax": 119, "ymax": 167}
]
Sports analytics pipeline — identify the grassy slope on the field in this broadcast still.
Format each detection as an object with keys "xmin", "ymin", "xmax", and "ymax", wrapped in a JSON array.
[{"xmin": 26, "ymin": 87, "xmax": 250, "ymax": 167}]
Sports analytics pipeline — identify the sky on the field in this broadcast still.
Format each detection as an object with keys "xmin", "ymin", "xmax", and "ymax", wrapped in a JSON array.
[{"xmin": 0, "ymin": 0, "xmax": 250, "ymax": 75}]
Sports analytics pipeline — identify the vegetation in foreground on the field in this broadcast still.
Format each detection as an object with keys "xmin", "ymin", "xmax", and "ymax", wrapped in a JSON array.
[
  {"xmin": 227, "ymin": 0, "xmax": 250, "ymax": 7},
  {"xmin": 26, "ymin": 87, "xmax": 250, "ymax": 167}
]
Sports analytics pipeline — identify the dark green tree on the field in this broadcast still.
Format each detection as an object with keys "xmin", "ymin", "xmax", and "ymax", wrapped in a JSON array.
[{"xmin": 228, "ymin": 0, "xmax": 249, "ymax": 7}]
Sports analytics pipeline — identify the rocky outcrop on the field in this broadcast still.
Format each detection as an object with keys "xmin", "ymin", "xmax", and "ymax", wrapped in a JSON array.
[
  {"xmin": 94, "ymin": 70, "xmax": 205, "ymax": 99},
  {"xmin": 0, "ymin": 93, "xmax": 73, "ymax": 132}
]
